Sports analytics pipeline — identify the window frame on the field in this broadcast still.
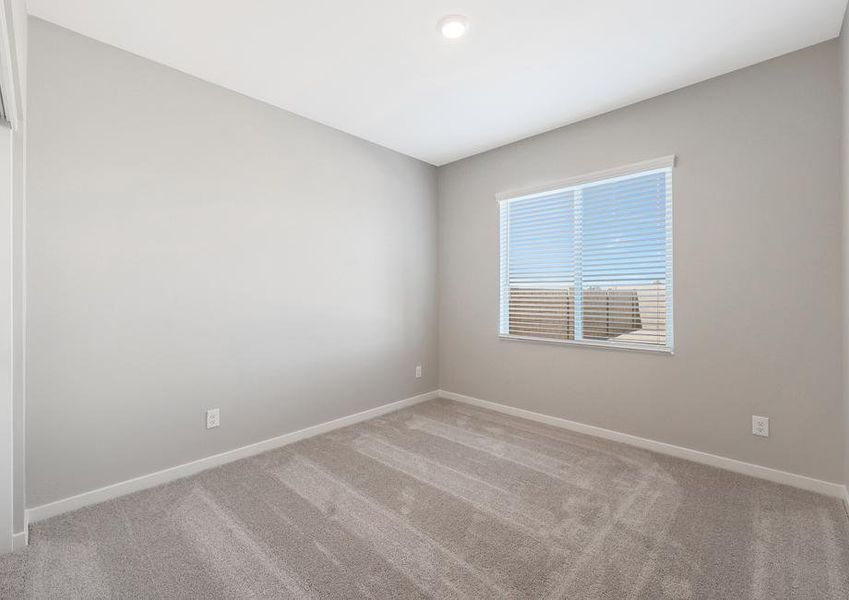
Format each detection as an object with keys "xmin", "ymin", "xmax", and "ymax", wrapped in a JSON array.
[{"xmin": 497, "ymin": 156, "xmax": 675, "ymax": 354}]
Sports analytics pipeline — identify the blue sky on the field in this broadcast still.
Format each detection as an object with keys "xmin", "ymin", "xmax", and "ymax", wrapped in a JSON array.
[{"xmin": 505, "ymin": 171, "xmax": 668, "ymax": 289}]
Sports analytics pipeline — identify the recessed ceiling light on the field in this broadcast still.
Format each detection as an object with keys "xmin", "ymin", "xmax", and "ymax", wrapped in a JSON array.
[{"xmin": 438, "ymin": 15, "xmax": 469, "ymax": 40}]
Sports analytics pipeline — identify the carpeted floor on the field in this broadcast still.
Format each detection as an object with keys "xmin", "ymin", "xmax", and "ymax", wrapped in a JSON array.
[{"xmin": 1, "ymin": 398, "xmax": 847, "ymax": 599}]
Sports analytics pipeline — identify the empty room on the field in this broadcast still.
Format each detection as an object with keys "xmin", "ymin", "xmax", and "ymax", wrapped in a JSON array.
[{"xmin": 1, "ymin": 0, "xmax": 849, "ymax": 598}]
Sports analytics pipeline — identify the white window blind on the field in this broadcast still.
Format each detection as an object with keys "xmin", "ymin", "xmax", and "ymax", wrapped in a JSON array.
[{"xmin": 499, "ymin": 157, "xmax": 674, "ymax": 352}]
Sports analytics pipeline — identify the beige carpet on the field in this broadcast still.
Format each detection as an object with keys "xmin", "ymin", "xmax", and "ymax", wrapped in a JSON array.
[{"xmin": 1, "ymin": 398, "xmax": 847, "ymax": 599}]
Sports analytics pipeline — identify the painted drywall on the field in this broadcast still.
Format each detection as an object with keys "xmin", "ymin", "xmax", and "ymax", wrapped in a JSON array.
[
  {"xmin": 438, "ymin": 41, "xmax": 844, "ymax": 483},
  {"xmin": 0, "ymin": 113, "xmax": 13, "ymax": 552},
  {"xmin": 841, "ymin": 6, "xmax": 849, "ymax": 491},
  {"xmin": 10, "ymin": 0, "xmax": 27, "ymax": 541},
  {"xmin": 0, "ymin": 0, "xmax": 27, "ymax": 551},
  {"xmin": 10, "ymin": 113, "xmax": 23, "ymax": 539},
  {"xmin": 0, "ymin": 0, "xmax": 27, "ymax": 546},
  {"xmin": 26, "ymin": 19, "xmax": 438, "ymax": 507}
]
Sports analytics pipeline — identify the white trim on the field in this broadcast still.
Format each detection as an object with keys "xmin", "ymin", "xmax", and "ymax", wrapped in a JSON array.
[
  {"xmin": 439, "ymin": 390, "xmax": 847, "ymax": 498},
  {"xmin": 495, "ymin": 155, "xmax": 676, "ymax": 203},
  {"xmin": 0, "ymin": 3, "xmax": 19, "ymax": 129},
  {"xmin": 27, "ymin": 390, "xmax": 438, "ymax": 523},
  {"xmin": 11, "ymin": 530, "xmax": 24, "ymax": 550},
  {"xmin": 842, "ymin": 486, "xmax": 849, "ymax": 516},
  {"xmin": 573, "ymin": 188, "xmax": 584, "ymax": 341},
  {"xmin": 498, "ymin": 334, "xmax": 673, "ymax": 355},
  {"xmin": 664, "ymin": 169, "xmax": 674, "ymax": 349},
  {"xmin": 11, "ymin": 511, "xmax": 25, "ymax": 550}
]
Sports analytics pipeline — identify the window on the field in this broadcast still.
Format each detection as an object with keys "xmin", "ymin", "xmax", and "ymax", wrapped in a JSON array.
[{"xmin": 498, "ymin": 157, "xmax": 674, "ymax": 352}]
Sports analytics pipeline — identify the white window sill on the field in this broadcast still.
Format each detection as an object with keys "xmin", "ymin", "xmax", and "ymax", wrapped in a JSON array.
[{"xmin": 498, "ymin": 334, "xmax": 674, "ymax": 355}]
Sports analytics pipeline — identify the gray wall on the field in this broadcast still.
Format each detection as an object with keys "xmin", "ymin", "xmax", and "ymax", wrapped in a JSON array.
[
  {"xmin": 0, "ymin": 114, "xmax": 13, "ymax": 552},
  {"xmin": 26, "ymin": 15, "xmax": 847, "ymax": 509},
  {"xmin": 26, "ymin": 19, "xmax": 438, "ymax": 507},
  {"xmin": 7, "ymin": 0, "xmax": 26, "ymax": 539},
  {"xmin": 438, "ymin": 41, "xmax": 844, "ymax": 482},
  {"xmin": 841, "ymin": 7, "xmax": 849, "ymax": 491}
]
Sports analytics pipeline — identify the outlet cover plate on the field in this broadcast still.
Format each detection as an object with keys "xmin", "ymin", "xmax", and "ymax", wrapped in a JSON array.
[
  {"xmin": 206, "ymin": 408, "xmax": 220, "ymax": 429},
  {"xmin": 752, "ymin": 415, "xmax": 769, "ymax": 438}
]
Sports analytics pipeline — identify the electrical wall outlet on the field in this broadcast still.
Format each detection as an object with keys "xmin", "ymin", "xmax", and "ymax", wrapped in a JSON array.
[
  {"xmin": 206, "ymin": 408, "xmax": 220, "ymax": 430},
  {"xmin": 415, "ymin": 365, "xmax": 422, "ymax": 379},
  {"xmin": 752, "ymin": 415, "xmax": 769, "ymax": 438}
]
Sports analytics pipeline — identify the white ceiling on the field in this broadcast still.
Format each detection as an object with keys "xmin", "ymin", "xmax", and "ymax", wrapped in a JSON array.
[{"xmin": 28, "ymin": 0, "xmax": 849, "ymax": 165}]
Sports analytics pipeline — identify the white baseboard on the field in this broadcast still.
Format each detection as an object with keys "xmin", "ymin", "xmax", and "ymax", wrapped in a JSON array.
[
  {"xmin": 27, "ymin": 390, "xmax": 439, "ymax": 523},
  {"xmin": 843, "ymin": 486, "xmax": 849, "ymax": 516},
  {"xmin": 11, "ymin": 529, "xmax": 27, "ymax": 551},
  {"xmin": 439, "ymin": 390, "xmax": 849, "ymax": 499},
  {"xmin": 11, "ymin": 511, "xmax": 28, "ymax": 551}
]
